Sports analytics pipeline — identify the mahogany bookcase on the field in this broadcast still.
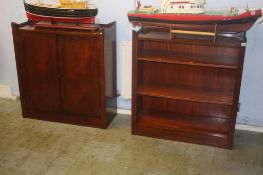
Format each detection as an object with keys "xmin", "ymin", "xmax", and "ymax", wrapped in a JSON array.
[{"xmin": 132, "ymin": 28, "xmax": 246, "ymax": 149}]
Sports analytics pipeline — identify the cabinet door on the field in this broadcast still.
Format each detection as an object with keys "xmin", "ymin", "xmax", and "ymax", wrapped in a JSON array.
[
  {"xmin": 57, "ymin": 35, "xmax": 103, "ymax": 117},
  {"xmin": 20, "ymin": 32, "xmax": 61, "ymax": 114}
]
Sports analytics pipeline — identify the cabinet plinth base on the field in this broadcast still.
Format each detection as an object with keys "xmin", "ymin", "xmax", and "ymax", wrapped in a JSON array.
[
  {"xmin": 132, "ymin": 127, "xmax": 233, "ymax": 149},
  {"xmin": 23, "ymin": 112, "xmax": 116, "ymax": 129}
]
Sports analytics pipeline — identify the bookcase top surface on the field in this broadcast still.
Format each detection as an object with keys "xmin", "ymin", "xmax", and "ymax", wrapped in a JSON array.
[{"xmin": 136, "ymin": 29, "xmax": 246, "ymax": 47}]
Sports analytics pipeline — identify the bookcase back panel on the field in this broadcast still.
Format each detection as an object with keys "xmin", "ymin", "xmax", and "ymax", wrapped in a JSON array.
[
  {"xmin": 142, "ymin": 96, "xmax": 232, "ymax": 119},
  {"xmin": 141, "ymin": 62, "xmax": 237, "ymax": 90},
  {"xmin": 139, "ymin": 41, "xmax": 239, "ymax": 66}
]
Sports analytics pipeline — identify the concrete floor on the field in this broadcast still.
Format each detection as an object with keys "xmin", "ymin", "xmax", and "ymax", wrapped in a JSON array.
[{"xmin": 0, "ymin": 98, "xmax": 262, "ymax": 175}]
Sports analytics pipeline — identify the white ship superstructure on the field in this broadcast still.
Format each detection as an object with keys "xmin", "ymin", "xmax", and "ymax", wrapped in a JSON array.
[
  {"xmin": 25, "ymin": 0, "xmax": 90, "ymax": 9},
  {"xmin": 161, "ymin": 0, "xmax": 206, "ymax": 14}
]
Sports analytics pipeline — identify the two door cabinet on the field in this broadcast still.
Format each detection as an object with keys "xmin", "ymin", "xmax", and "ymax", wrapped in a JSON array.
[{"xmin": 12, "ymin": 22, "xmax": 116, "ymax": 128}]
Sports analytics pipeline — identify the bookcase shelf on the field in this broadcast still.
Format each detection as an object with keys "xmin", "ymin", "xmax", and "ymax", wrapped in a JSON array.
[
  {"xmin": 137, "ymin": 84, "xmax": 234, "ymax": 105},
  {"xmin": 137, "ymin": 55, "xmax": 238, "ymax": 69},
  {"xmin": 132, "ymin": 29, "xmax": 246, "ymax": 149},
  {"xmin": 137, "ymin": 110, "xmax": 230, "ymax": 135}
]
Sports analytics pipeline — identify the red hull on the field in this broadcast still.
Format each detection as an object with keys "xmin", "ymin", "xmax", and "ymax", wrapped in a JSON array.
[
  {"xmin": 128, "ymin": 9, "xmax": 262, "ymax": 23},
  {"xmin": 128, "ymin": 9, "xmax": 262, "ymax": 33},
  {"xmin": 26, "ymin": 12, "xmax": 95, "ymax": 24}
]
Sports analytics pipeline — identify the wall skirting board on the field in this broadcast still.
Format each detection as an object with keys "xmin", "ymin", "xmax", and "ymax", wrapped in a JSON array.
[
  {"xmin": 235, "ymin": 124, "xmax": 263, "ymax": 133},
  {"xmin": 0, "ymin": 84, "xmax": 18, "ymax": 100},
  {"xmin": 107, "ymin": 108, "xmax": 131, "ymax": 115}
]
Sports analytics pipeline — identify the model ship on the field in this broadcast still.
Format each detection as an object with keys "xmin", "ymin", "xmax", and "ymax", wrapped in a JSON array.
[
  {"xmin": 128, "ymin": 0, "xmax": 262, "ymax": 33},
  {"xmin": 24, "ymin": 0, "xmax": 98, "ymax": 23}
]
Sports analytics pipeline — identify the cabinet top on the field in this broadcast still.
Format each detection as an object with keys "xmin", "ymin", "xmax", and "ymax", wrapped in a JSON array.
[{"xmin": 14, "ymin": 21, "xmax": 116, "ymax": 36}]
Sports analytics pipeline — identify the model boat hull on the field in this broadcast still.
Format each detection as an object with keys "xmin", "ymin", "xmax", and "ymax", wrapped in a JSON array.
[
  {"xmin": 26, "ymin": 12, "xmax": 95, "ymax": 23},
  {"xmin": 24, "ymin": 2, "xmax": 97, "ymax": 23},
  {"xmin": 128, "ymin": 9, "xmax": 262, "ymax": 33}
]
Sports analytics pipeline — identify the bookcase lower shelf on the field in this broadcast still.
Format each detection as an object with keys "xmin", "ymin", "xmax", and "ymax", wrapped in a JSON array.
[{"xmin": 133, "ymin": 110, "xmax": 231, "ymax": 148}]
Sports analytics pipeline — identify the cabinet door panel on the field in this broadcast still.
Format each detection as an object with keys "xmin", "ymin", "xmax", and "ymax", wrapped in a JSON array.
[
  {"xmin": 57, "ymin": 35, "xmax": 102, "ymax": 117},
  {"xmin": 20, "ymin": 32, "xmax": 61, "ymax": 114}
]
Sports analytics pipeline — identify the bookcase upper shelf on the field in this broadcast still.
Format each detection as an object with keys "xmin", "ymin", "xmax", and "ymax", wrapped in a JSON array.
[
  {"xmin": 137, "ymin": 55, "xmax": 238, "ymax": 69},
  {"xmin": 137, "ymin": 84, "xmax": 234, "ymax": 105}
]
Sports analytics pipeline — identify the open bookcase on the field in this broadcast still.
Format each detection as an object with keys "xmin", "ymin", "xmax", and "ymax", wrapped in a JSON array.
[{"xmin": 132, "ymin": 29, "xmax": 246, "ymax": 149}]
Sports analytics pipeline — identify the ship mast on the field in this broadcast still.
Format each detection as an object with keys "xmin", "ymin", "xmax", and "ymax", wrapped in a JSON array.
[{"xmin": 135, "ymin": 0, "xmax": 140, "ymax": 9}]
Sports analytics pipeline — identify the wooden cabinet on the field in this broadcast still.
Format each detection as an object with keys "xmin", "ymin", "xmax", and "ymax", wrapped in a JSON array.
[
  {"xmin": 12, "ymin": 22, "xmax": 117, "ymax": 129},
  {"xmin": 132, "ymin": 29, "xmax": 246, "ymax": 148}
]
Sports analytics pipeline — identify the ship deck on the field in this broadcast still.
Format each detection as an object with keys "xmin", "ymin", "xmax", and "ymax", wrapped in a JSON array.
[{"xmin": 129, "ymin": 9, "xmax": 246, "ymax": 16}]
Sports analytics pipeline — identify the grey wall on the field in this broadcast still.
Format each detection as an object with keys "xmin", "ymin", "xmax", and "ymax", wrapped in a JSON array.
[
  {"xmin": 0, "ymin": 0, "xmax": 262, "ymax": 126},
  {"xmin": 0, "ymin": 1, "xmax": 26, "ymax": 95}
]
